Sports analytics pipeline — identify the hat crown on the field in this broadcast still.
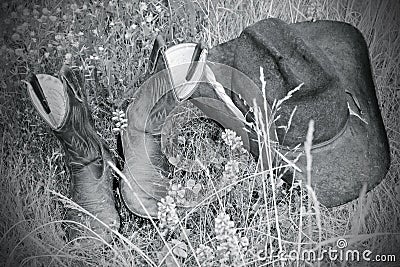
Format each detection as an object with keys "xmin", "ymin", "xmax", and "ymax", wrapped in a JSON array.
[{"xmin": 234, "ymin": 18, "xmax": 349, "ymax": 147}]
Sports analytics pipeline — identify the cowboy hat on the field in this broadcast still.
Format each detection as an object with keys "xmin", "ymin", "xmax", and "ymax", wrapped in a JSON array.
[{"xmin": 193, "ymin": 18, "xmax": 391, "ymax": 207}]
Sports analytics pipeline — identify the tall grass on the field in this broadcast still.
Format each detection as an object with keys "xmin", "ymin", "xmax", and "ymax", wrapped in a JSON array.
[{"xmin": 0, "ymin": 0, "xmax": 399, "ymax": 266}]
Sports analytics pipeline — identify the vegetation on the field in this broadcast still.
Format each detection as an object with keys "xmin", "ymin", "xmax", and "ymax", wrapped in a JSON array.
[{"xmin": 0, "ymin": 0, "xmax": 399, "ymax": 266}]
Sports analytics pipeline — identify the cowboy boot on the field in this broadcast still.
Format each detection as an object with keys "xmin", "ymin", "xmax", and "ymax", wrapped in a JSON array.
[
  {"xmin": 26, "ymin": 65, "xmax": 120, "ymax": 242},
  {"xmin": 121, "ymin": 37, "xmax": 275, "ymax": 217},
  {"xmin": 120, "ymin": 37, "xmax": 209, "ymax": 218}
]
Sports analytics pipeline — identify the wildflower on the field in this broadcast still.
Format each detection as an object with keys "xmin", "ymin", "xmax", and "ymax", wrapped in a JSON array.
[
  {"xmin": 64, "ymin": 53, "xmax": 72, "ymax": 63},
  {"xmin": 49, "ymin": 15, "xmax": 57, "ymax": 22},
  {"xmin": 240, "ymin": 236, "xmax": 249, "ymax": 250},
  {"xmin": 29, "ymin": 31, "xmax": 35, "ymax": 36},
  {"xmin": 33, "ymin": 9, "xmax": 40, "ymax": 17},
  {"xmin": 145, "ymin": 14, "xmax": 154, "ymax": 23},
  {"xmin": 129, "ymin": 23, "xmax": 137, "ymax": 30},
  {"xmin": 82, "ymin": 4, "xmax": 87, "ymax": 10},
  {"xmin": 23, "ymin": 8, "xmax": 30, "ymax": 16},
  {"xmin": 125, "ymin": 23, "xmax": 138, "ymax": 40},
  {"xmin": 155, "ymin": 5, "xmax": 162, "ymax": 13},
  {"xmin": 158, "ymin": 195, "xmax": 179, "ymax": 233},
  {"xmin": 224, "ymin": 160, "xmax": 239, "ymax": 177},
  {"xmin": 44, "ymin": 52, "xmax": 50, "ymax": 58},
  {"xmin": 98, "ymin": 46, "xmax": 104, "ymax": 51},
  {"xmin": 54, "ymin": 34, "xmax": 62, "ymax": 41},
  {"xmin": 16, "ymin": 23, "xmax": 29, "ymax": 34},
  {"xmin": 196, "ymin": 244, "xmax": 215, "ymax": 267},
  {"xmin": 112, "ymin": 109, "xmax": 128, "ymax": 133},
  {"xmin": 11, "ymin": 33, "xmax": 21, "ymax": 42},
  {"xmin": 70, "ymin": 4, "xmax": 78, "ymax": 11},
  {"xmin": 215, "ymin": 211, "xmax": 244, "ymax": 266},
  {"xmin": 71, "ymin": 41, "xmax": 79, "ymax": 48},
  {"xmin": 215, "ymin": 212, "xmax": 236, "ymax": 241},
  {"xmin": 0, "ymin": 45, "xmax": 6, "ymax": 55},
  {"xmin": 222, "ymin": 129, "xmax": 243, "ymax": 151},
  {"xmin": 42, "ymin": 7, "xmax": 50, "ymax": 15},
  {"xmin": 125, "ymin": 32, "xmax": 133, "ymax": 40},
  {"xmin": 221, "ymin": 159, "xmax": 239, "ymax": 191},
  {"xmin": 300, "ymin": 205, "xmax": 307, "ymax": 214},
  {"xmin": 139, "ymin": 2, "xmax": 148, "ymax": 12},
  {"xmin": 14, "ymin": 48, "xmax": 24, "ymax": 57},
  {"xmin": 66, "ymin": 31, "xmax": 74, "ymax": 40}
]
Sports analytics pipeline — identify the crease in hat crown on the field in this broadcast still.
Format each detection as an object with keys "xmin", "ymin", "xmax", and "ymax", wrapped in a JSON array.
[{"xmin": 233, "ymin": 18, "xmax": 350, "ymax": 148}]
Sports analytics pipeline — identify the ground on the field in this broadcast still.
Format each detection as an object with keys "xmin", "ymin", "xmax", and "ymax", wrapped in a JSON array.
[{"xmin": 0, "ymin": 0, "xmax": 399, "ymax": 266}]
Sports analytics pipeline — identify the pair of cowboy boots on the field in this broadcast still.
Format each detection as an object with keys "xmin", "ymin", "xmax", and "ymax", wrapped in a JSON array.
[{"xmin": 26, "ymin": 40, "xmax": 208, "ymax": 240}]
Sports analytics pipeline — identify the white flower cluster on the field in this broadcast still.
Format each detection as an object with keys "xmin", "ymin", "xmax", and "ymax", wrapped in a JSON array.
[
  {"xmin": 195, "ymin": 244, "xmax": 215, "ymax": 267},
  {"xmin": 157, "ymin": 195, "xmax": 179, "ymax": 234},
  {"xmin": 214, "ymin": 211, "xmax": 249, "ymax": 266},
  {"xmin": 112, "ymin": 109, "xmax": 128, "ymax": 133},
  {"xmin": 221, "ymin": 159, "xmax": 240, "ymax": 192},
  {"xmin": 221, "ymin": 129, "xmax": 243, "ymax": 151}
]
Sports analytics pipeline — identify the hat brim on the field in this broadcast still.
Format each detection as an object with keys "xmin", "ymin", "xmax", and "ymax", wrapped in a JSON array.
[{"xmin": 197, "ymin": 20, "xmax": 390, "ymax": 207}]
